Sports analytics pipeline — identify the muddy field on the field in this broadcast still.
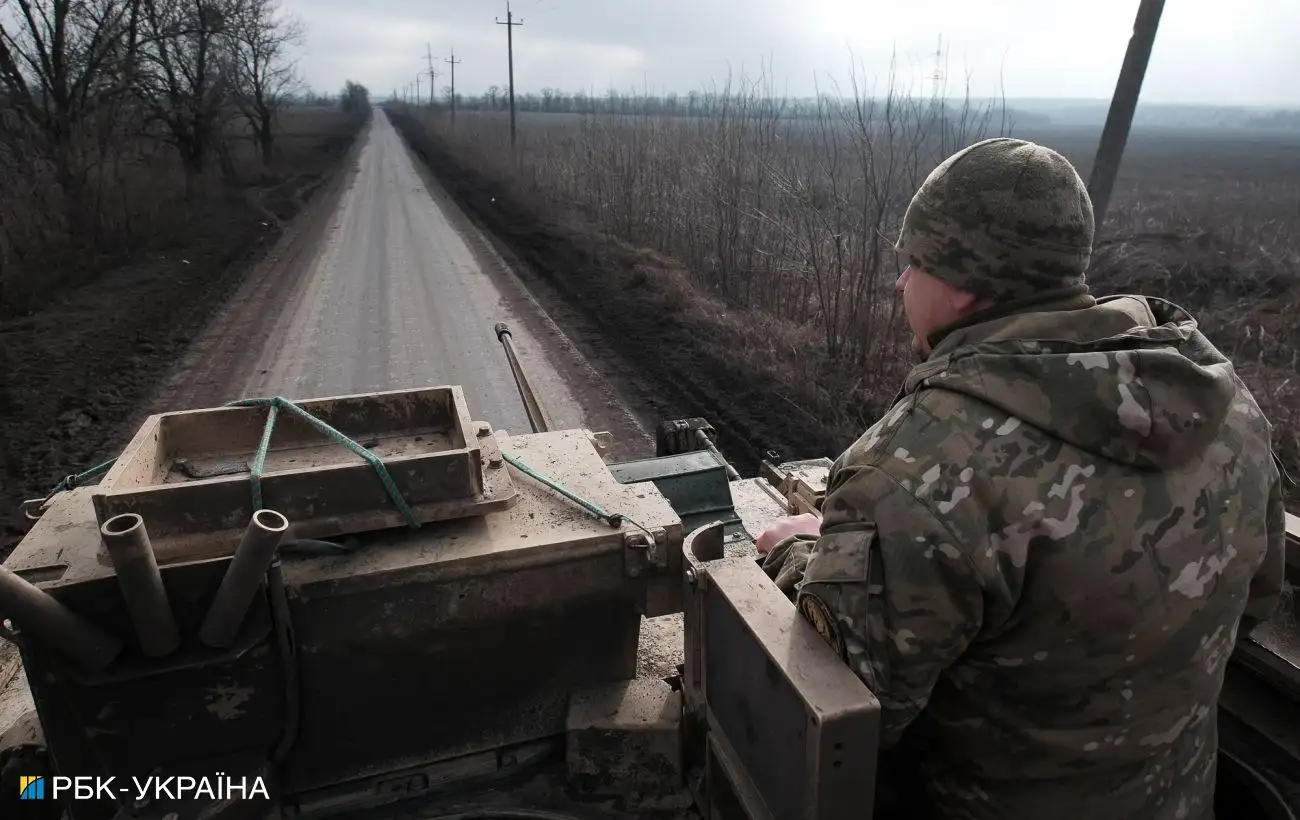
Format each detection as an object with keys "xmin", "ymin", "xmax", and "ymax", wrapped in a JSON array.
[{"xmin": 0, "ymin": 107, "xmax": 368, "ymax": 556}]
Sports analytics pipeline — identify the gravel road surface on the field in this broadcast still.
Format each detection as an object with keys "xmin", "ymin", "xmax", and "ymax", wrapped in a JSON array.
[{"xmin": 156, "ymin": 108, "xmax": 650, "ymax": 456}]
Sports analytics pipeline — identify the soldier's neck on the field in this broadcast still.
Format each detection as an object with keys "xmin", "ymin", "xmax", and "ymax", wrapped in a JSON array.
[{"xmin": 925, "ymin": 284, "xmax": 1096, "ymax": 354}]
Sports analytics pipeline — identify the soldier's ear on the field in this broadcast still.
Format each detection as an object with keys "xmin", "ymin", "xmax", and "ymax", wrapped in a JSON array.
[{"xmin": 948, "ymin": 287, "xmax": 979, "ymax": 315}]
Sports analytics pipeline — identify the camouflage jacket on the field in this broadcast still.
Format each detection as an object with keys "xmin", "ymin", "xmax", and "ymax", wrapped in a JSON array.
[{"xmin": 764, "ymin": 294, "xmax": 1286, "ymax": 820}]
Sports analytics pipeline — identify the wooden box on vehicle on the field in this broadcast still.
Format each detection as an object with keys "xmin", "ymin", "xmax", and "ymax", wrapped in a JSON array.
[{"xmin": 90, "ymin": 385, "xmax": 517, "ymax": 561}]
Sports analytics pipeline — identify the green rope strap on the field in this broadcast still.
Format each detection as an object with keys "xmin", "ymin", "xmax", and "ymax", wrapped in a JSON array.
[
  {"xmin": 501, "ymin": 451, "xmax": 655, "ymax": 539},
  {"xmin": 226, "ymin": 396, "xmax": 419, "ymax": 529},
  {"xmin": 42, "ymin": 459, "xmax": 116, "ymax": 504}
]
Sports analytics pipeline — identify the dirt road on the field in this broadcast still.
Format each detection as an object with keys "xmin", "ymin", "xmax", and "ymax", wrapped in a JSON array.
[{"xmin": 155, "ymin": 109, "xmax": 650, "ymax": 455}]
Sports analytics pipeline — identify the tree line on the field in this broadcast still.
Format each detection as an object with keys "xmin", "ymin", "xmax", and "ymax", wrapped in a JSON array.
[
  {"xmin": 3, "ymin": 0, "xmax": 306, "ymax": 196},
  {"xmin": 410, "ymin": 85, "xmax": 1007, "ymax": 126},
  {"xmin": 0, "ymin": 0, "xmax": 370, "ymax": 310}
]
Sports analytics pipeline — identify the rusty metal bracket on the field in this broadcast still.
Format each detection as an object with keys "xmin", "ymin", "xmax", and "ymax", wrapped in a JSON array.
[
  {"xmin": 623, "ymin": 527, "xmax": 669, "ymax": 578},
  {"xmin": 624, "ymin": 531, "xmax": 650, "ymax": 579},
  {"xmin": 588, "ymin": 430, "xmax": 614, "ymax": 457}
]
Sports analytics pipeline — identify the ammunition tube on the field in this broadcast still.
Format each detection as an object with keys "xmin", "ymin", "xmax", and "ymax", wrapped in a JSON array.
[
  {"xmin": 100, "ymin": 513, "xmax": 180, "ymax": 657},
  {"xmin": 0, "ymin": 565, "xmax": 122, "ymax": 670},
  {"xmin": 199, "ymin": 509, "xmax": 289, "ymax": 648}
]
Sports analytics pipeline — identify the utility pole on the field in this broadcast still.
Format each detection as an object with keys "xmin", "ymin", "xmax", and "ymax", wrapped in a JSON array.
[
  {"xmin": 927, "ymin": 35, "xmax": 944, "ymax": 100},
  {"xmin": 496, "ymin": 1, "xmax": 523, "ymax": 151},
  {"xmin": 1087, "ymin": 0, "xmax": 1166, "ymax": 230},
  {"xmin": 415, "ymin": 74, "xmax": 421, "ymax": 106},
  {"xmin": 434, "ymin": 42, "xmax": 444, "ymax": 107},
  {"xmin": 445, "ymin": 48, "xmax": 462, "ymax": 128}
]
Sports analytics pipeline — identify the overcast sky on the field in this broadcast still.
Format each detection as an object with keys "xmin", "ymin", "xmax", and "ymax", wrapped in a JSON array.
[{"xmin": 280, "ymin": 0, "xmax": 1300, "ymax": 107}]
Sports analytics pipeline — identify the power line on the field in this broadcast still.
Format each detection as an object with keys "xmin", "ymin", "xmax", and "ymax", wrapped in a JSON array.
[
  {"xmin": 495, "ymin": 1, "xmax": 523, "ymax": 151},
  {"xmin": 445, "ymin": 48, "xmax": 462, "ymax": 128}
]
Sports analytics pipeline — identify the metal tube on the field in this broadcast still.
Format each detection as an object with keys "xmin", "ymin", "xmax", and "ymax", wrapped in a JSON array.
[
  {"xmin": 494, "ymin": 322, "xmax": 550, "ymax": 433},
  {"xmin": 200, "ymin": 509, "xmax": 290, "ymax": 649},
  {"xmin": 694, "ymin": 428, "xmax": 741, "ymax": 481},
  {"xmin": 100, "ymin": 513, "xmax": 180, "ymax": 658},
  {"xmin": 0, "ymin": 565, "xmax": 122, "ymax": 670}
]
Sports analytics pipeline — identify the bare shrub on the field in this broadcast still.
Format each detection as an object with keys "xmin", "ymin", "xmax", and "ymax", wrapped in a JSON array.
[
  {"xmin": 397, "ymin": 71, "xmax": 1300, "ymax": 504},
  {"xmin": 409, "ymin": 63, "xmax": 1006, "ymax": 437}
]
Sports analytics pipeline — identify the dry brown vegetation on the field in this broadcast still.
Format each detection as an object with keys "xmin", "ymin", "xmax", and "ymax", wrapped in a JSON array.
[
  {"xmin": 388, "ymin": 79, "xmax": 1299, "ymax": 504},
  {"xmin": 0, "ymin": 0, "xmax": 371, "ymax": 551},
  {"xmin": 0, "ymin": 0, "xmax": 369, "ymax": 314}
]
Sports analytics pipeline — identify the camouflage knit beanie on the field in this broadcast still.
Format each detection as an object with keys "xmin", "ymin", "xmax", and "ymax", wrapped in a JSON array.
[{"xmin": 893, "ymin": 137, "xmax": 1095, "ymax": 302}]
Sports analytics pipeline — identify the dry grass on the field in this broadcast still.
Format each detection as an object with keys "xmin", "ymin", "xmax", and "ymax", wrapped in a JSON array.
[
  {"xmin": 0, "ymin": 105, "xmax": 363, "ymax": 317},
  {"xmin": 395, "ymin": 97, "xmax": 1300, "ymax": 506}
]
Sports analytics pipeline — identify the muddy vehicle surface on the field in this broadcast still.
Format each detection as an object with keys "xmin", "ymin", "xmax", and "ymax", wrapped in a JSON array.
[
  {"xmin": 0, "ymin": 368, "xmax": 875, "ymax": 819},
  {"xmin": 1, "ymin": 345, "xmax": 1298, "ymax": 820}
]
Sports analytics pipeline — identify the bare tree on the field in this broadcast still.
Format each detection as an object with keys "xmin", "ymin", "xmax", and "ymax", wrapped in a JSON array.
[
  {"xmin": 226, "ymin": 0, "xmax": 301, "ymax": 164},
  {"xmin": 0, "ymin": 0, "xmax": 140, "ymax": 231},
  {"xmin": 134, "ymin": 0, "xmax": 235, "ymax": 192}
]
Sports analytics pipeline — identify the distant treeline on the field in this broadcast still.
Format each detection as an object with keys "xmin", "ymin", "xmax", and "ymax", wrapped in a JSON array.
[{"xmin": 400, "ymin": 86, "xmax": 1300, "ymax": 131}]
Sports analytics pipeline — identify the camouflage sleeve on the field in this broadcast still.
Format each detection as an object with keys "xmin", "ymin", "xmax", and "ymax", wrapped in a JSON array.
[
  {"xmin": 760, "ymin": 533, "xmax": 818, "ymax": 596},
  {"xmin": 1242, "ymin": 471, "xmax": 1287, "ymax": 633},
  {"xmin": 793, "ymin": 465, "xmax": 985, "ymax": 749}
]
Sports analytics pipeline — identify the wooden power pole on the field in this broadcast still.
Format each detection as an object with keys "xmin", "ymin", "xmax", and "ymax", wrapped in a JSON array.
[
  {"xmin": 1087, "ymin": 0, "xmax": 1166, "ymax": 230},
  {"xmin": 445, "ymin": 48, "xmax": 462, "ymax": 127},
  {"xmin": 426, "ymin": 43, "xmax": 437, "ymax": 106},
  {"xmin": 496, "ymin": 1, "xmax": 523, "ymax": 150}
]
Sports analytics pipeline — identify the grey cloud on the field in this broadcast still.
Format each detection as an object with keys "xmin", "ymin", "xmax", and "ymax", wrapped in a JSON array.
[{"xmin": 282, "ymin": 0, "xmax": 1300, "ymax": 106}]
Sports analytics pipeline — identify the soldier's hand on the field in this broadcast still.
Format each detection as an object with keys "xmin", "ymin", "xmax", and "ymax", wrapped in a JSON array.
[{"xmin": 756, "ymin": 512, "xmax": 822, "ymax": 554}]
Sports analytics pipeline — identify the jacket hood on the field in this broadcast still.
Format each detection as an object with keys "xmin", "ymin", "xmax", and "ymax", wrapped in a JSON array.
[{"xmin": 905, "ymin": 294, "xmax": 1240, "ymax": 470}]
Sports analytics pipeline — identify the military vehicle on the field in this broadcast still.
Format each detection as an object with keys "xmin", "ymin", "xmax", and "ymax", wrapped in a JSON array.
[
  {"xmin": 2, "ymin": 312, "xmax": 1298, "ymax": 820},
  {"xmin": 3, "ymin": 2, "xmax": 1298, "ymax": 817},
  {"xmin": 0, "ymin": 354, "xmax": 871, "ymax": 820}
]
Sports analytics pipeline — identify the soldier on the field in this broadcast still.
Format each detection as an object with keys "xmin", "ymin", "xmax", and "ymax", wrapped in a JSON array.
[{"xmin": 758, "ymin": 137, "xmax": 1286, "ymax": 820}]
